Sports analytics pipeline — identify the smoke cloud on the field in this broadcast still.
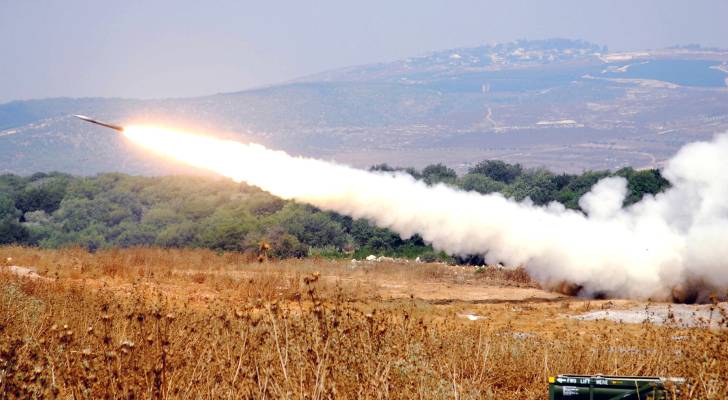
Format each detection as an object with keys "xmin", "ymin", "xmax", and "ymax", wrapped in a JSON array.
[{"xmin": 124, "ymin": 126, "xmax": 728, "ymax": 301}]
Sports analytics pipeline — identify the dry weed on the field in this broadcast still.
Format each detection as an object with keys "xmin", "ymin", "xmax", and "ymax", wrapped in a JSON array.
[{"xmin": 0, "ymin": 247, "xmax": 726, "ymax": 399}]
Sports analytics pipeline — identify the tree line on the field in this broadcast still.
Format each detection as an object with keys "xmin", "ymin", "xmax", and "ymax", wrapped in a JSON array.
[{"xmin": 0, "ymin": 160, "xmax": 669, "ymax": 260}]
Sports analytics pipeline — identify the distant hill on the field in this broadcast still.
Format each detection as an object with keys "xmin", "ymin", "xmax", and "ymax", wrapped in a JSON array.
[{"xmin": 2, "ymin": 38, "xmax": 728, "ymax": 175}]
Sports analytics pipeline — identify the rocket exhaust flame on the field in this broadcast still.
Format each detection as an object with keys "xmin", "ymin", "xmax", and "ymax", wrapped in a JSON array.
[{"xmin": 94, "ymin": 119, "xmax": 728, "ymax": 301}]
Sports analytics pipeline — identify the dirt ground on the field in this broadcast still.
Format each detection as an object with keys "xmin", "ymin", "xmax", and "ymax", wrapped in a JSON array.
[
  {"xmin": 4, "ymin": 256, "xmax": 724, "ymax": 331},
  {"xmin": 2, "ymin": 247, "xmax": 727, "ymax": 398}
]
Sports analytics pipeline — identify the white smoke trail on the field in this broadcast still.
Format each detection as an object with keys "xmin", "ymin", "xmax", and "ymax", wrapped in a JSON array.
[{"xmin": 124, "ymin": 126, "xmax": 728, "ymax": 300}]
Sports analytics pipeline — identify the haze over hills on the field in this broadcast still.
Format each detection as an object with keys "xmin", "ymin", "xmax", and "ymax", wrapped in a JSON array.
[{"xmin": 2, "ymin": 38, "xmax": 728, "ymax": 175}]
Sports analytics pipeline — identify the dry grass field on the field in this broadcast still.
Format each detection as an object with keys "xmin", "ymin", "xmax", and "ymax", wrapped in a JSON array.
[{"xmin": 1, "ymin": 246, "xmax": 726, "ymax": 399}]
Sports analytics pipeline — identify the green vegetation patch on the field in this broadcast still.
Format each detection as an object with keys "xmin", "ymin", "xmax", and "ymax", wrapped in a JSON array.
[{"xmin": 0, "ymin": 162, "xmax": 669, "ymax": 259}]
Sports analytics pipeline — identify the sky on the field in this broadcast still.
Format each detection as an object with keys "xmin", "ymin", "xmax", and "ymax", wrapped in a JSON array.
[{"xmin": 1, "ymin": 0, "xmax": 727, "ymax": 103}]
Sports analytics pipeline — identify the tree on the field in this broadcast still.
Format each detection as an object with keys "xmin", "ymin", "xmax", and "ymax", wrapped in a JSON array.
[
  {"xmin": 0, "ymin": 195, "xmax": 28, "ymax": 244},
  {"xmin": 369, "ymin": 163, "xmax": 398, "ymax": 172},
  {"xmin": 101, "ymin": 191, "xmax": 143, "ymax": 226},
  {"xmin": 557, "ymin": 170, "xmax": 610, "ymax": 210},
  {"xmin": 15, "ymin": 176, "xmax": 69, "ymax": 214},
  {"xmin": 142, "ymin": 207, "xmax": 184, "ymax": 229},
  {"xmin": 276, "ymin": 204, "xmax": 347, "ymax": 249},
  {"xmin": 113, "ymin": 222, "xmax": 156, "ymax": 247},
  {"xmin": 350, "ymin": 219, "xmax": 403, "ymax": 253},
  {"xmin": 244, "ymin": 192, "xmax": 285, "ymax": 216},
  {"xmin": 551, "ymin": 173, "xmax": 574, "ymax": 191},
  {"xmin": 422, "ymin": 164, "xmax": 457, "ymax": 185},
  {"xmin": 200, "ymin": 220, "xmax": 253, "ymax": 251},
  {"xmin": 506, "ymin": 168, "xmax": 557, "ymax": 205},
  {"xmin": 0, "ymin": 174, "xmax": 25, "ymax": 198},
  {"xmin": 458, "ymin": 174, "xmax": 507, "ymax": 194},
  {"xmin": 468, "ymin": 160, "xmax": 522, "ymax": 183},
  {"xmin": 74, "ymin": 224, "xmax": 107, "ymax": 252},
  {"xmin": 403, "ymin": 167, "xmax": 423, "ymax": 180},
  {"xmin": 199, "ymin": 209, "xmax": 259, "ymax": 251},
  {"xmin": 262, "ymin": 227, "xmax": 308, "ymax": 258},
  {"xmin": 54, "ymin": 196, "xmax": 136, "ymax": 233},
  {"xmin": 155, "ymin": 222, "xmax": 201, "ymax": 248},
  {"xmin": 618, "ymin": 168, "xmax": 670, "ymax": 205}
]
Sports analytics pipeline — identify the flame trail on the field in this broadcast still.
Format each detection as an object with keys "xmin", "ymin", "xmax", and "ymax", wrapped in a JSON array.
[{"xmin": 124, "ymin": 125, "xmax": 728, "ymax": 301}]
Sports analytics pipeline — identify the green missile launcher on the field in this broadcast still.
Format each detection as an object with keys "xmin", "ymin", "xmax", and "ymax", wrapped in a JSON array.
[{"xmin": 548, "ymin": 374, "xmax": 684, "ymax": 399}]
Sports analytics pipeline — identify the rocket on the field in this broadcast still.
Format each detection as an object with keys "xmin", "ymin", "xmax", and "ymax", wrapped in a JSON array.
[{"xmin": 74, "ymin": 115, "xmax": 124, "ymax": 132}]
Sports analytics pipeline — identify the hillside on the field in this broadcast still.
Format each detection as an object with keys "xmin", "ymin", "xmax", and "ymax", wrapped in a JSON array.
[{"xmin": 2, "ymin": 39, "xmax": 728, "ymax": 175}]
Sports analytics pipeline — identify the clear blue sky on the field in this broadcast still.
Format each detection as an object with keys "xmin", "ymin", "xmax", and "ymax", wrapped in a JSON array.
[{"xmin": 1, "ymin": 0, "xmax": 727, "ymax": 103}]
